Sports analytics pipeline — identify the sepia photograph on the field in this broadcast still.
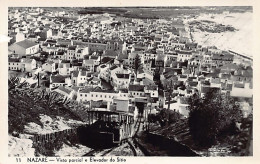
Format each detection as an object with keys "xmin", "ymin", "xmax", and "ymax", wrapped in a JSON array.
[{"xmin": 1, "ymin": 1, "xmax": 258, "ymax": 162}]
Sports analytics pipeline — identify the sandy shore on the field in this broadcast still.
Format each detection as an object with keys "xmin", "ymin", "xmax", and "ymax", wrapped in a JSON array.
[{"xmin": 186, "ymin": 12, "xmax": 253, "ymax": 58}]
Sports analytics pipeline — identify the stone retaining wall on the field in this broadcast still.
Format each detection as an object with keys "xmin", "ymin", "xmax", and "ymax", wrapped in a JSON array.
[{"xmin": 30, "ymin": 128, "xmax": 78, "ymax": 143}]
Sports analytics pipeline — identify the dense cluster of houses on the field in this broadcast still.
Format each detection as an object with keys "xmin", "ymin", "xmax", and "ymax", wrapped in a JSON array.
[{"xmin": 8, "ymin": 7, "xmax": 253, "ymax": 118}]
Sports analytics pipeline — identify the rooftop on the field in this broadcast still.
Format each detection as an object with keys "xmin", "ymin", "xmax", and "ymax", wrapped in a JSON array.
[
  {"xmin": 104, "ymin": 50, "xmax": 118, "ymax": 57},
  {"xmin": 146, "ymin": 85, "xmax": 158, "ymax": 90},
  {"xmin": 54, "ymin": 86, "xmax": 72, "ymax": 95},
  {"xmin": 129, "ymin": 85, "xmax": 145, "ymax": 92},
  {"xmin": 84, "ymin": 59, "xmax": 94, "ymax": 65},
  {"xmin": 8, "ymin": 58, "xmax": 20, "ymax": 62},
  {"xmin": 116, "ymin": 73, "xmax": 129, "ymax": 79},
  {"xmin": 51, "ymin": 75, "xmax": 66, "ymax": 83},
  {"xmin": 13, "ymin": 39, "xmax": 38, "ymax": 49}
]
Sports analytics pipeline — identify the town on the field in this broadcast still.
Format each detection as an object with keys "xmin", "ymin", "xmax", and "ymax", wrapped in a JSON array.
[{"xmin": 8, "ymin": 7, "xmax": 253, "ymax": 157}]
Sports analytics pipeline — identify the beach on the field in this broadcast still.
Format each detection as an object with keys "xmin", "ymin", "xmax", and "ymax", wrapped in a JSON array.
[{"xmin": 186, "ymin": 12, "xmax": 253, "ymax": 58}]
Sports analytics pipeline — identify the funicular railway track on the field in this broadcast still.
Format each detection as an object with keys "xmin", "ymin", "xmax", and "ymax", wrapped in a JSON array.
[
  {"xmin": 82, "ymin": 140, "xmax": 137, "ymax": 156},
  {"xmin": 134, "ymin": 114, "xmax": 142, "ymax": 136},
  {"xmin": 82, "ymin": 113, "xmax": 147, "ymax": 156},
  {"xmin": 83, "ymin": 149, "xmax": 101, "ymax": 156},
  {"xmin": 131, "ymin": 114, "xmax": 151, "ymax": 156},
  {"xmin": 82, "ymin": 145, "xmax": 119, "ymax": 156},
  {"xmin": 126, "ymin": 139, "xmax": 138, "ymax": 156},
  {"xmin": 104, "ymin": 115, "xmax": 142, "ymax": 156}
]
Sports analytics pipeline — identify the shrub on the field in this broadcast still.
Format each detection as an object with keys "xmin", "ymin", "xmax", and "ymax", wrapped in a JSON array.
[
  {"xmin": 188, "ymin": 91, "xmax": 242, "ymax": 147},
  {"xmin": 148, "ymin": 108, "xmax": 181, "ymax": 127},
  {"xmin": 8, "ymin": 86, "xmax": 82, "ymax": 134}
]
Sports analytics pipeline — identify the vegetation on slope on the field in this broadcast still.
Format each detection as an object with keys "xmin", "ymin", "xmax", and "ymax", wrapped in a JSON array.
[
  {"xmin": 8, "ymin": 77, "xmax": 82, "ymax": 134},
  {"xmin": 188, "ymin": 90, "xmax": 243, "ymax": 146},
  {"xmin": 148, "ymin": 90, "xmax": 252, "ymax": 156}
]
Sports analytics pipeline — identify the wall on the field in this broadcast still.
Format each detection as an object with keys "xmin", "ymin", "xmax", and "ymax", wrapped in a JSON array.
[
  {"xmin": 9, "ymin": 44, "xmax": 26, "ymax": 55},
  {"xmin": 42, "ymin": 63, "xmax": 52, "ymax": 72},
  {"xmin": 30, "ymin": 128, "xmax": 82, "ymax": 156},
  {"xmin": 137, "ymin": 72, "xmax": 153, "ymax": 81},
  {"xmin": 8, "ymin": 62, "xmax": 21, "ymax": 71},
  {"xmin": 129, "ymin": 91, "xmax": 145, "ymax": 97},
  {"xmin": 177, "ymin": 54, "xmax": 192, "ymax": 62},
  {"xmin": 115, "ymin": 99, "xmax": 128, "ymax": 112},
  {"xmin": 230, "ymin": 84, "xmax": 253, "ymax": 98},
  {"xmin": 59, "ymin": 64, "xmax": 70, "ymax": 75},
  {"xmin": 25, "ymin": 45, "xmax": 39, "ymax": 55},
  {"xmin": 50, "ymin": 83, "xmax": 65, "ymax": 90},
  {"xmin": 145, "ymin": 90, "xmax": 158, "ymax": 98},
  {"xmin": 30, "ymin": 128, "xmax": 78, "ymax": 143},
  {"xmin": 77, "ymin": 91, "xmax": 118, "ymax": 103},
  {"xmin": 113, "ymin": 78, "xmax": 130, "ymax": 90}
]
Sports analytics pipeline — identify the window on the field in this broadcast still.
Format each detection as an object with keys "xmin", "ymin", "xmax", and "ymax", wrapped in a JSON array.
[
  {"xmin": 80, "ymin": 94, "xmax": 82, "ymax": 97},
  {"xmin": 85, "ymin": 94, "xmax": 87, "ymax": 97}
]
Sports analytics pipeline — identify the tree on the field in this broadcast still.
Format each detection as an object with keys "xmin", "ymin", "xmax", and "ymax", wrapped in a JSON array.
[
  {"xmin": 133, "ymin": 54, "xmax": 142, "ymax": 75},
  {"xmin": 164, "ymin": 78, "xmax": 178, "ymax": 126},
  {"xmin": 188, "ymin": 90, "xmax": 242, "ymax": 147},
  {"xmin": 8, "ymin": 76, "xmax": 29, "ymax": 92},
  {"xmin": 148, "ymin": 108, "xmax": 181, "ymax": 127},
  {"xmin": 148, "ymin": 113, "xmax": 157, "ymax": 123}
]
